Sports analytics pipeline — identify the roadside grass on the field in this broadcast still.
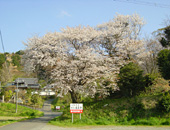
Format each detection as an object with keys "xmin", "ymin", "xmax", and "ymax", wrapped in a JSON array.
[
  {"xmin": 51, "ymin": 95, "xmax": 72, "ymax": 112},
  {"xmin": 0, "ymin": 117, "xmax": 26, "ymax": 127},
  {"xmin": 0, "ymin": 103, "xmax": 44, "ymax": 126},
  {"xmin": 49, "ymin": 94, "xmax": 170, "ymax": 127},
  {"xmin": 0, "ymin": 120, "xmax": 17, "ymax": 127}
]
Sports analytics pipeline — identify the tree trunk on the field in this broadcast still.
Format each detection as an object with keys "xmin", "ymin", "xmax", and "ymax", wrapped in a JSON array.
[{"xmin": 69, "ymin": 90, "xmax": 78, "ymax": 103}]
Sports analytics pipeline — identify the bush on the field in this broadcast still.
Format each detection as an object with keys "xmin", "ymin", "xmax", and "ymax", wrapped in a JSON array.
[
  {"xmin": 128, "ymin": 99, "xmax": 145, "ymax": 120},
  {"xmin": 144, "ymin": 73, "xmax": 160, "ymax": 88},
  {"xmin": 117, "ymin": 62, "xmax": 145, "ymax": 97},
  {"xmin": 158, "ymin": 92, "xmax": 170, "ymax": 113},
  {"xmin": 157, "ymin": 49, "xmax": 170, "ymax": 79},
  {"xmin": 31, "ymin": 94, "xmax": 43, "ymax": 108}
]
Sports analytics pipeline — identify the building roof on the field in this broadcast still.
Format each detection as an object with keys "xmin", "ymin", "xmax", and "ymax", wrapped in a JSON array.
[
  {"xmin": 15, "ymin": 78, "xmax": 38, "ymax": 85},
  {"xmin": 14, "ymin": 78, "xmax": 39, "ymax": 89}
]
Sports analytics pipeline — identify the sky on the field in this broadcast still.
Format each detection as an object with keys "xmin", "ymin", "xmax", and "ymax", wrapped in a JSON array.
[{"xmin": 0, "ymin": 0, "xmax": 170, "ymax": 53}]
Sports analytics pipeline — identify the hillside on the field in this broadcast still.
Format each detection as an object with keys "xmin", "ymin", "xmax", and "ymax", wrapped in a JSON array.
[
  {"xmin": 0, "ymin": 52, "xmax": 35, "ymax": 86},
  {"xmin": 50, "ymin": 78, "xmax": 170, "ymax": 126}
]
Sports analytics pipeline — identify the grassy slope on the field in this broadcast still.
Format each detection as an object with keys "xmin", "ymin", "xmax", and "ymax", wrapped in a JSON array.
[
  {"xmin": 0, "ymin": 103, "xmax": 43, "ymax": 126},
  {"xmin": 50, "ymin": 95, "xmax": 170, "ymax": 127},
  {"xmin": 49, "ymin": 79, "xmax": 170, "ymax": 127}
]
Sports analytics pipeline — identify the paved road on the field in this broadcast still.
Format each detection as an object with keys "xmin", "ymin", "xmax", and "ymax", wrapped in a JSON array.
[
  {"xmin": 0, "ymin": 99, "xmax": 62, "ymax": 130},
  {"xmin": 1, "ymin": 100, "xmax": 170, "ymax": 130}
]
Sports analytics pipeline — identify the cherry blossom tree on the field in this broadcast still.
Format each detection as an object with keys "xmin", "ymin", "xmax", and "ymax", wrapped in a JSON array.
[
  {"xmin": 23, "ymin": 26, "xmax": 117, "ymax": 102},
  {"xmin": 23, "ymin": 14, "xmax": 146, "ymax": 102},
  {"xmin": 22, "ymin": 32, "xmax": 66, "ymax": 80},
  {"xmin": 140, "ymin": 38, "xmax": 162, "ymax": 74},
  {"xmin": 97, "ymin": 13, "xmax": 145, "ymax": 63},
  {"xmin": 52, "ymin": 46, "xmax": 118, "ymax": 102}
]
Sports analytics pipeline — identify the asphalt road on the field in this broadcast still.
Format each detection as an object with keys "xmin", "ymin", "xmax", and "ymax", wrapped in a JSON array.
[
  {"xmin": 0, "ymin": 99, "xmax": 62, "ymax": 130},
  {"xmin": 1, "ymin": 100, "xmax": 170, "ymax": 130}
]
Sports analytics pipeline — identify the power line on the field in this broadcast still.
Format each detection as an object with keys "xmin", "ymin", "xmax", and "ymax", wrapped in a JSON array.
[
  {"xmin": 0, "ymin": 29, "xmax": 11, "ymax": 81},
  {"xmin": 0, "ymin": 30, "xmax": 6, "ymax": 53},
  {"xmin": 113, "ymin": 0, "xmax": 170, "ymax": 9}
]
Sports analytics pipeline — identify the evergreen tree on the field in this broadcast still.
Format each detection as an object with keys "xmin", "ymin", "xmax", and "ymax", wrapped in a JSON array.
[
  {"xmin": 157, "ymin": 49, "xmax": 170, "ymax": 79},
  {"xmin": 160, "ymin": 26, "xmax": 170, "ymax": 48},
  {"xmin": 117, "ymin": 62, "xmax": 145, "ymax": 97}
]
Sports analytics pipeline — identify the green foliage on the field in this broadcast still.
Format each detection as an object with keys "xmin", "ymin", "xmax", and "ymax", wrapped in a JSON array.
[
  {"xmin": 31, "ymin": 94, "xmax": 43, "ymax": 108},
  {"xmin": 128, "ymin": 101, "xmax": 145, "ymax": 120},
  {"xmin": 160, "ymin": 26, "xmax": 170, "ymax": 48},
  {"xmin": 0, "ymin": 54, "xmax": 5, "ymax": 69},
  {"xmin": 158, "ymin": 92, "xmax": 170, "ymax": 113},
  {"xmin": 0, "ymin": 103, "xmax": 43, "ymax": 117},
  {"xmin": 25, "ymin": 89, "xmax": 32, "ymax": 104},
  {"xmin": 15, "ymin": 50, "xmax": 24, "ymax": 55},
  {"xmin": 4, "ymin": 90, "xmax": 13, "ymax": 102},
  {"xmin": 160, "ymin": 37, "xmax": 169, "ymax": 47},
  {"xmin": 143, "ymin": 78, "xmax": 170, "ymax": 96},
  {"xmin": 51, "ymin": 94, "xmax": 72, "ymax": 111},
  {"xmin": 38, "ymin": 80, "xmax": 47, "ymax": 88},
  {"xmin": 144, "ymin": 73, "xmax": 160, "ymax": 88},
  {"xmin": 157, "ymin": 49, "xmax": 170, "ymax": 79},
  {"xmin": 117, "ymin": 62, "xmax": 145, "ymax": 97},
  {"xmin": 11, "ymin": 54, "xmax": 21, "ymax": 67},
  {"xmin": 49, "ymin": 95, "xmax": 170, "ymax": 126}
]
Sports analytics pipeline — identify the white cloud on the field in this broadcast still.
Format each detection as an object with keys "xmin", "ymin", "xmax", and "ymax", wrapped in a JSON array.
[{"xmin": 59, "ymin": 11, "xmax": 71, "ymax": 17}]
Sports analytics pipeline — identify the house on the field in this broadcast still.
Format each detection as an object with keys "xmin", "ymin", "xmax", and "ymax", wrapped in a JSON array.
[
  {"xmin": 30, "ymin": 84, "xmax": 56, "ymax": 96},
  {"xmin": 39, "ymin": 84, "xmax": 56, "ymax": 96},
  {"xmin": 12, "ymin": 78, "xmax": 40, "ymax": 90},
  {"xmin": 3, "ymin": 78, "xmax": 57, "ymax": 96}
]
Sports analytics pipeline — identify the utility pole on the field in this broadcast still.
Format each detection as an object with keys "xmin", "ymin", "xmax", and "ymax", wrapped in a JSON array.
[
  {"xmin": 15, "ymin": 79, "xmax": 18, "ymax": 113},
  {"xmin": 0, "ymin": 81, "xmax": 3, "ymax": 103},
  {"xmin": 0, "ymin": 81, "xmax": 1, "ymax": 93}
]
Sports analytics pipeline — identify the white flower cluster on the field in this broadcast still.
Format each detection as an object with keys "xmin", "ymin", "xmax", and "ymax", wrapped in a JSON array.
[{"xmin": 23, "ymin": 13, "xmax": 146, "ymax": 99}]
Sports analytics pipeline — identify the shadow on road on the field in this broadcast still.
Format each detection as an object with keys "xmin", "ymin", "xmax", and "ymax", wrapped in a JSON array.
[{"xmin": 20, "ymin": 112, "xmax": 62, "ymax": 123}]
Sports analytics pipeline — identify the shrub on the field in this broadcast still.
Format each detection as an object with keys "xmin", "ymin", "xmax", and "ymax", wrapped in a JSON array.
[
  {"xmin": 128, "ymin": 100, "xmax": 145, "ymax": 120},
  {"xmin": 31, "ymin": 94, "xmax": 43, "ymax": 108},
  {"xmin": 157, "ymin": 49, "xmax": 170, "ymax": 79},
  {"xmin": 144, "ymin": 73, "xmax": 160, "ymax": 88},
  {"xmin": 158, "ymin": 92, "xmax": 170, "ymax": 113},
  {"xmin": 117, "ymin": 62, "xmax": 145, "ymax": 97}
]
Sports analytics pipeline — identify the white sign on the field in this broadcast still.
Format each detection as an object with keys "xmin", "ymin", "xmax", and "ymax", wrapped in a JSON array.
[
  {"xmin": 56, "ymin": 106, "xmax": 60, "ymax": 110},
  {"xmin": 70, "ymin": 103, "xmax": 83, "ymax": 113}
]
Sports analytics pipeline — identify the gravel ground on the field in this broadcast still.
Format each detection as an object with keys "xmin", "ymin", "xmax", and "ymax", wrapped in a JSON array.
[{"xmin": 41, "ymin": 125, "xmax": 170, "ymax": 130}]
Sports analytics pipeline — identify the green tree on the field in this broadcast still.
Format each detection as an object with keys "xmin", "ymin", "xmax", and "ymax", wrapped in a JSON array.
[
  {"xmin": 11, "ymin": 54, "xmax": 21, "ymax": 67},
  {"xmin": 158, "ymin": 92, "xmax": 170, "ymax": 113},
  {"xmin": 31, "ymin": 94, "xmax": 43, "ymax": 108},
  {"xmin": 160, "ymin": 26, "xmax": 170, "ymax": 48},
  {"xmin": 4, "ymin": 90, "xmax": 13, "ymax": 102},
  {"xmin": 157, "ymin": 49, "xmax": 170, "ymax": 79},
  {"xmin": 16, "ymin": 50, "xmax": 24, "ymax": 55},
  {"xmin": 0, "ymin": 54, "xmax": 5, "ymax": 69},
  {"xmin": 25, "ymin": 89, "xmax": 32, "ymax": 104},
  {"xmin": 117, "ymin": 62, "xmax": 145, "ymax": 97}
]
